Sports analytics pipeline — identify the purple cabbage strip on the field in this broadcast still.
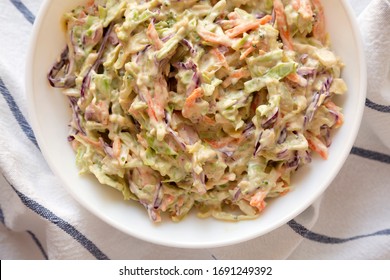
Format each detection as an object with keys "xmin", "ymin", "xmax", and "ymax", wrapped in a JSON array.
[
  {"xmin": 141, "ymin": 200, "xmax": 159, "ymax": 222},
  {"xmin": 161, "ymin": 33, "xmax": 174, "ymax": 42},
  {"xmin": 320, "ymin": 125, "xmax": 332, "ymax": 147},
  {"xmin": 68, "ymin": 97, "xmax": 86, "ymax": 135},
  {"xmin": 270, "ymin": 9, "xmax": 276, "ymax": 26},
  {"xmin": 253, "ymin": 131, "xmax": 263, "ymax": 156},
  {"xmin": 153, "ymin": 182, "xmax": 163, "ymax": 209},
  {"xmin": 277, "ymin": 149, "xmax": 289, "ymax": 159},
  {"xmin": 99, "ymin": 138, "xmax": 114, "ymax": 157},
  {"xmin": 233, "ymin": 188, "xmax": 241, "ymax": 202},
  {"xmin": 217, "ymin": 146, "xmax": 235, "ymax": 158},
  {"xmin": 188, "ymin": 71, "xmax": 201, "ymax": 95},
  {"xmin": 255, "ymin": 12, "xmax": 267, "ymax": 19},
  {"xmin": 297, "ymin": 67, "xmax": 316, "ymax": 76},
  {"xmin": 262, "ymin": 107, "xmax": 279, "ymax": 129},
  {"xmin": 303, "ymin": 150, "xmax": 312, "ymax": 163},
  {"xmin": 174, "ymin": 59, "xmax": 200, "ymax": 95},
  {"xmin": 181, "ymin": 39, "xmax": 196, "ymax": 56},
  {"xmin": 129, "ymin": 178, "xmax": 160, "ymax": 222},
  {"xmin": 136, "ymin": 44, "xmax": 152, "ymax": 63},
  {"xmin": 47, "ymin": 46, "xmax": 76, "ymax": 88},
  {"xmin": 277, "ymin": 127, "xmax": 287, "ymax": 144},
  {"xmin": 304, "ymin": 91, "xmax": 320, "ymax": 127},
  {"xmin": 164, "ymin": 111, "xmax": 187, "ymax": 150},
  {"xmin": 243, "ymin": 122, "xmax": 255, "ymax": 139},
  {"xmin": 328, "ymin": 109, "xmax": 339, "ymax": 126},
  {"xmin": 173, "ymin": 60, "xmax": 197, "ymax": 71},
  {"xmin": 304, "ymin": 76, "xmax": 333, "ymax": 127},
  {"xmin": 193, "ymin": 171, "xmax": 207, "ymax": 193},
  {"xmin": 286, "ymin": 151, "xmax": 300, "ymax": 169},
  {"xmin": 217, "ymin": 45, "xmax": 229, "ymax": 55},
  {"xmin": 81, "ymin": 23, "xmax": 114, "ymax": 97}
]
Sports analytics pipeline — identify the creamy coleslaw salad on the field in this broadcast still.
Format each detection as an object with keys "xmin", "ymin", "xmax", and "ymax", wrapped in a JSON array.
[{"xmin": 48, "ymin": 0, "xmax": 347, "ymax": 222}]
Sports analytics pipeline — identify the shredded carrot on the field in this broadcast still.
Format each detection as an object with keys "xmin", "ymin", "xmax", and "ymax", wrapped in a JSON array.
[
  {"xmin": 312, "ymin": 0, "xmax": 326, "ymax": 44},
  {"xmin": 197, "ymin": 27, "xmax": 232, "ymax": 47},
  {"xmin": 222, "ymin": 68, "xmax": 251, "ymax": 88},
  {"xmin": 205, "ymin": 135, "xmax": 243, "ymax": 149},
  {"xmin": 211, "ymin": 48, "xmax": 229, "ymax": 68},
  {"xmin": 112, "ymin": 136, "xmax": 121, "ymax": 159},
  {"xmin": 249, "ymin": 190, "xmax": 267, "ymax": 212},
  {"xmin": 160, "ymin": 194, "xmax": 175, "ymax": 211},
  {"xmin": 152, "ymin": 77, "xmax": 168, "ymax": 120},
  {"xmin": 225, "ymin": 15, "xmax": 272, "ymax": 38},
  {"xmin": 273, "ymin": 0, "xmax": 294, "ymax": 50},
  {"xmin": 307, "ymin": 135, "xmax": 328, "ymax": 160},
  {"xmin": 240, "ymin": 46, "xmax": 255, "ymax": 60},
  {"xmin": 205, "ymin": 138, "xmax": 232, "ymax": 149},
  {"xmin": 286, "ymin": 73, "xmax": 308, "ymax": 87},
  {"xmin": 184, "ymin": 87, "xmax": 204, "ymax": 109},
  {"xmin": 86, "ymin": 0, "xmax": 95, "ymax": 8},
  {"xmin": 147, "ymin": 99, "xmax": 158, "ymax": 121},
  {"xmin": 258, "ymin": 14, "xmax": 273, "ymax": 25},
  {"xmin": 78, "ymin": 134, "xmax": 102, "ymax": 149},
  {"xmin": 147, "ymin": 22, "xmax": 163, "ymax": 50},
  {"xmin": 227, "ymin": 11, "xmax": 239, "ymax": 20},
  {"xmin": 202, "ymin": 115, "xmax": 216, "ymax": 125},
  {"xmin": 219, "ymin": 19, "xmax": 241, "ymax": 30},
  {"xmin": 324, "ymin": 101, "xmax": 344, "ymax": 127}
]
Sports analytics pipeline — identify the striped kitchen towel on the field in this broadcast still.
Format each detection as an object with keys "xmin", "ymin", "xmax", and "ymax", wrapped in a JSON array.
[{"xmin": 0, "ymin": 0, "xmax": 389, "ymax": 260}]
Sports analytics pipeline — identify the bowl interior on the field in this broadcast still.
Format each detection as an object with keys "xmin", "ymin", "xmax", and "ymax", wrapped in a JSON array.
[{"xmin": 26, "ymin": 0, "xmax": 366, "ymax": 248}]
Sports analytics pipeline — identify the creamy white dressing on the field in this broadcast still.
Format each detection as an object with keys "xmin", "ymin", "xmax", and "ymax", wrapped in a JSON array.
[{"xmin": 49, "ymin": 0, "xmax": 347, "ymax": 222}]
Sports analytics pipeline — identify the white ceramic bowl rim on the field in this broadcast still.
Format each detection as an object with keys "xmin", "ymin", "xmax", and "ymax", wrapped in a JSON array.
[{"xmin": 26, "ymin": 0, "xmax": 367, "ymax": 248}]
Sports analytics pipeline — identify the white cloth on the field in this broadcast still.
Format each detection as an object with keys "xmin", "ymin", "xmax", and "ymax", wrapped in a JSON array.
[{"xmin": 1, "ymin": 0, "xmax": 389, "ymax": 260}]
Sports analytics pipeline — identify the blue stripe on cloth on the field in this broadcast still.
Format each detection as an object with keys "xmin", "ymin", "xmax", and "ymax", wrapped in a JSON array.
[
  {"xmin": 26, "ymin": 230, "xmax": 49, "ymax": 260},
  {"xmin": 1, "ymin": 205, "xmax": 48, "ymax": 259},
  {"xmin": 2, "ymin": 177, "xmax": 109, "ymax": 260},
  {"xmin": 288, "ymin": 219, "xmax": 390, "ymax": 244},
  {"xmin": 0, "ymin": 206, "xmax": 5, "ymax": 225},
  {"xmin": 351, "ymin": 146, "xmax": 390, "ymax": 164},
  {"xmin": 0, "ymin": 77, "xmax": 39, "ymax": 149},
  {"xmin": 365, "ymin": 98, "xmax": 390, "ymax": 113},
  {"xmin": 9, "ymin": 0, "xmax": 35, "ymax": 24}
]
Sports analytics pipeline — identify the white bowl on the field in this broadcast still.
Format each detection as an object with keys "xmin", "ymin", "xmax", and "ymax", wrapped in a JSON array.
[{"xmin": 26, "ymin": 0, "xmax": 366, "ymax": 248}]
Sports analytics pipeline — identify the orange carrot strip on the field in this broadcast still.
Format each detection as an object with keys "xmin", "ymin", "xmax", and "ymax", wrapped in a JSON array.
[
  {"xmin": 324, "ymin": 101, "xmax": 344, "ymax": 127},
  {"xmin": 258, "ymin": 14, "xmax": 273, "ymax": 25},
  {"xmin": 307, "ymin": 134, "xmax": 328, "ymax": 160},
  {"xmin": 112, "ymin": 136, "xmax": 121, "ymax": 159},
  {"xmin": 197, "ymin": 27, "xmax": 232, "ymax": 47},
  {"xmin": 273, "ymin": 0, "xmax": 294, "ymax": 50},
  {"xmin": 222, "ymin": 68, "xmax": 251, "ymax": 88},
  {"xmin": 147, "ymin": 22, "xmax": 163, "ymax": 50},
  {"xmin": 249, "ymin": 190, "xmax": 267, "ymax": 212},
  {"xmin": 219, "ymin": 19, "xmax": 241, "ymax": 30},
  {"xmin": 202, "ymin": 115, "xmax": 216, "ymax": 125},
  {"xmin": 211, "ymin": 48, "xmax": 229, "ymax": 68},
  {"xmin": 227, "ymin": 11, "xmax": 239, "ymax": 20},
  {"xmin": 286, "ymin": 73, "xmax": 308, "ymax": 87},
  {"xmin": 184, "ymin": 87, "xmax": 203, "ymax": 109},
  {"xmin": 312, "ymin": 0, "xmax": 326, "ymax": 44},
  {"xmin": 299, "ymin": 0, "xmax": 314, "ymax": 20},
  {"xmin": 78, "ymin": 134, "xmax": 103, "ymax": 149},
  {"xmin": 240, "ymin": 46, "xmax": 255, "ymax": 60},
  {"xmin": 225, "ymin": 15, "xmax": 272, "ymax": 38}
]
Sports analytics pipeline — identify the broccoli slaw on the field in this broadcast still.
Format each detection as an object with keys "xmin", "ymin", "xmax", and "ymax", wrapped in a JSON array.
[{"xmin": 48, "ymin": 0, "xmax": 347, "ymax": 222}]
